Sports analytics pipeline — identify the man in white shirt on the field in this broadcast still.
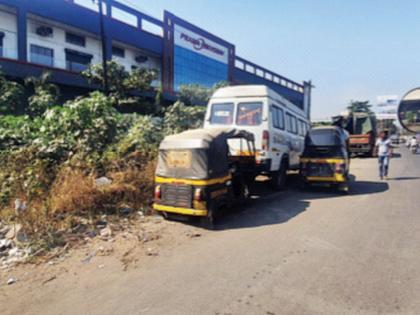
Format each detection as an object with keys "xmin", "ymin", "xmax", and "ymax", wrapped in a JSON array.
[
  {"xmin": 409, "ymin": 136, "xmax": 418, "ymax": 153},
  {"xmin": 375, "ymin": 131, "xmax": 392, "ymax": 180}
]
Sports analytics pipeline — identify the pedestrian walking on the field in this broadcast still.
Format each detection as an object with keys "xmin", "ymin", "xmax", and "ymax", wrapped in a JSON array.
[{"xmin": 375, "ymin": 131, "xmax": 393, "ymax": 180}]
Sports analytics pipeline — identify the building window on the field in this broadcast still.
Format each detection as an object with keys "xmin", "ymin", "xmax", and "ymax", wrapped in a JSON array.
[
  {"xmin": 0, "ymin": 32, "xmax": 4, "ymax": 57},
  {"xmin": 30, "ymin": 44, "xmax": 54, "ymax": 67},
  {"xmin": 65, "ymin": 49, "xmax": 92, "ymax": 72},
  {"xmin": 66, "ymin": 32, "xmax": 86, "ymax": 47},
  {"xmin": 112, "ymin": 46, "xmax": 125, "ymax": 58}
]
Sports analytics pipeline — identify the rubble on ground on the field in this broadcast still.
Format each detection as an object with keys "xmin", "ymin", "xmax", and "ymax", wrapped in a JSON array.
[{"xmin": 0, "ymin": 223, "xmax": 31, "ymax": 269}]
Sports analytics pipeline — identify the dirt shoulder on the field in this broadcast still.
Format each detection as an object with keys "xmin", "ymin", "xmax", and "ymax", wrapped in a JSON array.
[{"xmin": 0, "ymin": 214, "xmax": 205, "ymax": 314}]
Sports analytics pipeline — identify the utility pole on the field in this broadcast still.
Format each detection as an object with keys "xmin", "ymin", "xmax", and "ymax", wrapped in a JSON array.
[{"xmin": 96, "ymin": 0, "xmax": 109, "ymax": 94}]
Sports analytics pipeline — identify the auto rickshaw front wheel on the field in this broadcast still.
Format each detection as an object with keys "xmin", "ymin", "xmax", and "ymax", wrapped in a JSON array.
[{"xmin": 200, "ymin": 204, "xmax": 218, "ymax": 230}]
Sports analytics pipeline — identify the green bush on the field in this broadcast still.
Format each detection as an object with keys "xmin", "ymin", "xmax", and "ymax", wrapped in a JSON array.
[
  {"xmin": 163, "ymin": 101, "xmax": 206, "ymax": 135},
  {"xmin": 0, "ymin": 71, "xmax": 25, "ymax": 114}
]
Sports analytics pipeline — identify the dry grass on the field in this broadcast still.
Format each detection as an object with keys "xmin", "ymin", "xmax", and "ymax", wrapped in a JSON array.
[
  {"xmin": 1, "ymin": 153, "xmax": 157, "ymax": 251},
  {"xmin": 50, "ymin": 160, "xmax": 155, "ymax": 217}
]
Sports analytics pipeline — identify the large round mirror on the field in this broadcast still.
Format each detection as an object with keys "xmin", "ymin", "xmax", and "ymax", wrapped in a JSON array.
[{"xmin": 398, "ymin": 88, "xmax": 420, "ymax": 133}]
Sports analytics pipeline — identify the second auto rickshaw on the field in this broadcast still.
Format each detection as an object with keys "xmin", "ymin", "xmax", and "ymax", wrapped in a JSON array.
[
  {"xmin": 153, "ymin": 128, "xmax": 257, "ymax": 227},
  {"xmin": 300, "ymin": 126, "xmax": 350, "ymax": 192}
]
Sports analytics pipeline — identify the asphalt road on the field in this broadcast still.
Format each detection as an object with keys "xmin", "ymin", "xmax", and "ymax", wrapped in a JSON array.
[{"xmin": 4, "ymin": 147, "xmax": 420, "ymax": 315}]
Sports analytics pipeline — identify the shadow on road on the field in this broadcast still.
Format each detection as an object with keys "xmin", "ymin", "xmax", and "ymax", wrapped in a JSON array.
[
  {"xmin": 389, "ymin": 177, "xmax": 420, "ymax": 181},
  {"xmin": 170, "ymin": 174, "xmax": 389, "ymax": 231},
  {"xmin": 212, "ymin": 175, "xmax": 389, "ymax": 230}
]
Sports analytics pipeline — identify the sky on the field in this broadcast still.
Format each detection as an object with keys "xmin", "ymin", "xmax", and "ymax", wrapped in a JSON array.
[{"xmin": 123, "ymin": 0, "xmax": 420, "ymax": 119}]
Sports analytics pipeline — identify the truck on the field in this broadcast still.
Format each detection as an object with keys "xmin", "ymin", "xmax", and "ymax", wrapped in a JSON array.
[{"xmin": 345, "ymin": 112, "xmax": 377, "ymax": 156}]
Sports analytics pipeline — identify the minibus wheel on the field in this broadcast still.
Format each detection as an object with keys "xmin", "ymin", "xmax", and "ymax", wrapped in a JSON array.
[{"xmin": 270, "ymin": 160, "xmax": 287, "ymax": 191}]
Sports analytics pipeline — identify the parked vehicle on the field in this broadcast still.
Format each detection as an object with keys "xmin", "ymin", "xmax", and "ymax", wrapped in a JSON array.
[
  {"xmin": 343, "ymin": 112, "xmax": 377, "ymax": 156},
  {"xmin": 204, "ymin": 85, "xmax": 310, "ymax": 190},
  {"xmin": 153, "ymin": 128, "xmax": 257, "ymax": 228},
  {"xmin": 300, "ymin": 126, "xmax": 350, "ymax": 192},
  {"xmin": 390, "ymin": 134, "xmax": 400, "ymax": 145}
]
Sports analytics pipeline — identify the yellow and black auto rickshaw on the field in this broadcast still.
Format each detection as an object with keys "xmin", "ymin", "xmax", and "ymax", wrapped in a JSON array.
[
  {"xmin": 300, "ymin": 126, "xmax": 350, "ymax": 192},
  {"xmin": 153, "ymin": 128, "xmax": 257, "ymax": 227}
]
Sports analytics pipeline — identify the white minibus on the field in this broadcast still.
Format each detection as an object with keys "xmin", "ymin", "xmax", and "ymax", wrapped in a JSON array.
[{"xmin": 204, "ymin": 85, "xmax": 310, "ymax": 190}]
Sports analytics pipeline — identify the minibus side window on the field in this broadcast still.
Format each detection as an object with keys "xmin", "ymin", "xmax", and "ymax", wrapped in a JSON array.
[
  {"xmin": 237, "ymin": 102, "xmax": 263, "ymax": 126},
  {"xmin": 298, "ymin": 119, "xmax": 307, "ymax": 136},
  {"xmin": 292, "ymin": 116, "xmax": 298, "ymax": 134},
  {"xmin": 272, "ymin": 106, "xmax": 279, "ymax": 128},
  {"xmin": 286, "ymin": 113, "xmax": 293, "ymax": 133},
  {"xmin": 286, "ymin": 113, "xmax": 298, "ymax": 134},
  {"xmin": 272, "ymin": 106, "xmax": 285, "ymax": 130},
  {"xmin": 277, "ymin": 107, "xmax": 285, "ymax": 129},
  {"xmin": 210, "ymin": 103, "xmax": 234, "ymax": 125}
]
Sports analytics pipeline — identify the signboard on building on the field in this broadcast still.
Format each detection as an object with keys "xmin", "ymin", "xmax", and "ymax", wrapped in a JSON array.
[
  {"xmin": 173, "ymin": 24, "xmax": 229, "ymax": 64},
  {"xmin": 163, "ymin": 11, "xmax": 235, "ymax": 94}
]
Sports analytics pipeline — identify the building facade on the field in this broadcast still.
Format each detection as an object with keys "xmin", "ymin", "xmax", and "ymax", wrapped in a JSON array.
[{"xmin": 0, "ymin": 0, "xmax": 310, "ymax": 112}]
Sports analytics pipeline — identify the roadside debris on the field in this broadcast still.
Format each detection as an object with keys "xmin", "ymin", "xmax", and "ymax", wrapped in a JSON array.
[
  {"xmin": 7, "ymin": 277, "xmax": 17, "ymax": 285},
  {"xmin": 146, "ymin": 247, "xmax": 159, "ymax": 256},
  {"xmin": 14, "ymin": 199, "xmax": 27, "ymax": 216},
  {"xmin": 100, "ymin": 227, "xmax": 113, "ymax": 240},
  {"xmin": 186, "ymin": 232, "xmax": 202, "ymax": 238},
  {"xmin": 81, "ymin": 251, "xmax": 96, "ymax": 264},
  {"xmin": 95, "ymin": 176, "xmax": 112, "ymax": 187},
  {"xmin": 42, "ymin": 275, "xmax": 57, "ymax": 285}
]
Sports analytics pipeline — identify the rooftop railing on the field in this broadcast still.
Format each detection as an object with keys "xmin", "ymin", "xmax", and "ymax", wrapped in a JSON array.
[
  {"xmin": 72, "ymin": 0, "xmax": 164, "ymax": 37},
  {"xmin": 235, "ymin": 56, "xmax": 304, "ymax": 93}
]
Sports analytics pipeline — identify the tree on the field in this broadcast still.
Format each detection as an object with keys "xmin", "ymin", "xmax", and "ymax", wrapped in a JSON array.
[
  {"xmin": 347, "ymin": 100, "xmax": 373, "ymax": 114},
  {"xmin": 163, "ymin": 101, "xmax": 206, "ymax": 135},
  {"xmin": 179, "ymin": 81, "xmax": 230, "ymax": 106},
  {"xmin": 82, "ymin": 61, "xmax": 157, "ymax": 110},
  {"xmin": 25, "ymin": 72, "xmax": 60, "ymax": 117},
  {"xmin": 0, "ymin": 70, "xmax": 25, "ymax": 115}
]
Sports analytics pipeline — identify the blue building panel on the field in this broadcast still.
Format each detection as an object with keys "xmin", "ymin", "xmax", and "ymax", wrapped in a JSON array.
[
  {"xmin": 0, "ymin": 0, "xmax": 309, "ymax": 108},
  {"xmin": 173, "ymin": 45, "xmax": 228, "ymax": 90}
]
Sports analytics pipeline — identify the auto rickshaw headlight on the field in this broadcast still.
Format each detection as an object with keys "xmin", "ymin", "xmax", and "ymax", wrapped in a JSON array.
[
  {"xmin": 154, "ymin": 185, "xmax": 161, "ymax": 200},
  {"xmin": 194, "ymin": 188, "xmax": 203, "ymax": 202}
]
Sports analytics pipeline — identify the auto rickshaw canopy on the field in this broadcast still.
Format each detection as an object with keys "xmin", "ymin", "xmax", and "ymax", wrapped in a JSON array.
[
  {"xmin": 156, "ymin": 128, "xmax": 255, "ymax": 180},
  {"xmin": 305, "ymin": 126, "xmax": 349, "ymax": 147},
  {"xmin": 303, "ymin": 126, "xmax": 350, "ymax": 158}
]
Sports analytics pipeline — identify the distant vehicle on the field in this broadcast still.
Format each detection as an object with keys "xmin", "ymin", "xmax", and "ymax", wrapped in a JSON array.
[
  {"xmin": 342, "ymin": 112, "xmax": 377, "ymax": 157},
  {"xmin": 300, "ymin": 126, "xmax": 350, "ymax": 192},
  {"xmin": 204, "ymin": 85, "xmax": 310, "ymax": 190},
  {"xmin": 153, "ymin": 128, "xmax": 257, "ymax": 228},
  {"xmin": 390, "ymin": 134, "xmax": 400, "ymax": 145}
]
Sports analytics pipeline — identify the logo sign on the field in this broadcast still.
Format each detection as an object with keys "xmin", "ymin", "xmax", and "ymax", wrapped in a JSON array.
[{"xmin": 174, "ymin": 24, "xmax": 229, "ymax": 64}]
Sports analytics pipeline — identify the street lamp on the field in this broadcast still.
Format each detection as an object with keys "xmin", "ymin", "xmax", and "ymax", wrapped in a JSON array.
[{"xmin": 93, "ymin": 0, "xmax": 109, "ymax": 94}]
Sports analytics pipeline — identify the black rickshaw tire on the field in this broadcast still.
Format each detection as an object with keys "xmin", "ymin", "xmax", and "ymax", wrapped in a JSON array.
[{"xmin": 201, "ymin": 204, "xmax": 217, "ymax": 230}]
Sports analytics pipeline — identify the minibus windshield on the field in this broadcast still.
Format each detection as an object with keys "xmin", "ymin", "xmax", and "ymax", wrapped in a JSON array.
[{"xmin": 210, "ymin": 103, "xmax": 234, "ymax": 125}]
